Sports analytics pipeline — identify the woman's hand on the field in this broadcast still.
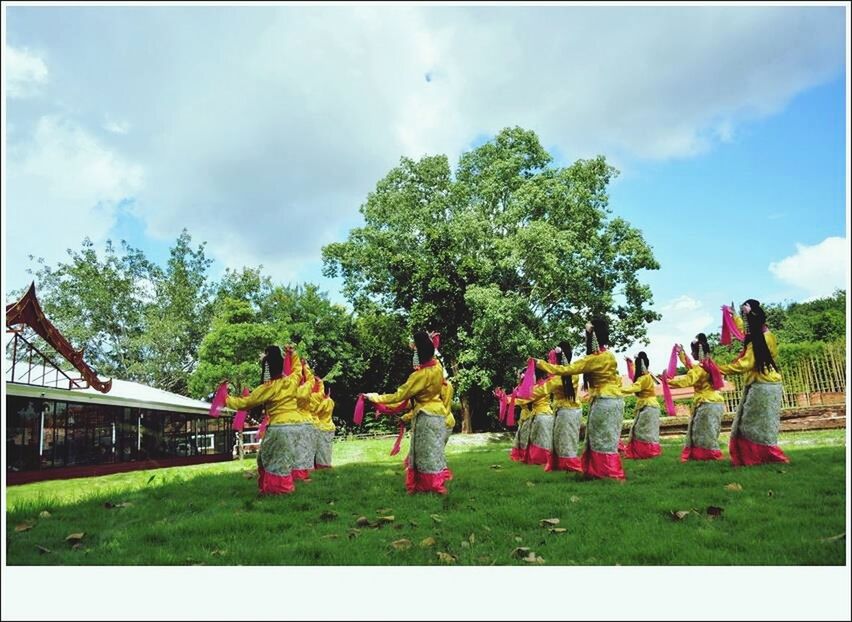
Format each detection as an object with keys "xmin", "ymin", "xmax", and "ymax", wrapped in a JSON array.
[{"xmin": 364, "ymin": 392, "xmax": 380, "ymax": 402}]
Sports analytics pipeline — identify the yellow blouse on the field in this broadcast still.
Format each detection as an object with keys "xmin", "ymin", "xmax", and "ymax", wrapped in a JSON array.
[
  {"xmin": 309, "ymin": 379, "xmax": 326, "ymax": 428},
  {"xmin": 441, "ymin": 381, "xmax": 456, "ymax": 430},
  {"xmin": 621, "ymin": 373, "xmax": 661, "ymax": 411},
  {"xmin": 512, "ymin": 379, "xmax": 555, "ymax": 417},
  {"xmin": 315, "ymin": 396, "xmax": 336, "ymax": 432},
  {"xmin": 546, "ymin": 374, "xmax": 582, "ymax": 410},
  {"xmin": 537, "ymin": 350, "xmax": 622, "ymax": 397},
  {"xmin": 224, "ymin": 373, "xmax": 310, "ymax": 425},
  {"xmin": 718, "ymin": 330, "xmax": 783, "ymax": 385},
  {"xmin": 372, "ymin": 361, "xmax": 449, "ymax": 418}
]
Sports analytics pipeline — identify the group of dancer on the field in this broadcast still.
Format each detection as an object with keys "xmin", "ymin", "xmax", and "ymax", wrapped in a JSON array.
[
  {"xmin": 218, "ymin": 345, "xmax": 336, "ymax": 494},
  {"xmin": 217, "ymin": 297, "xmax": 789, "ymax": 496},
  {"xmin": 499, "ymin": 298, "xmax": 789, "ymax": 481}
]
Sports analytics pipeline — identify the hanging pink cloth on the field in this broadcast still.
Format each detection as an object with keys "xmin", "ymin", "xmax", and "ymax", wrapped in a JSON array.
[
  {"xmin": 626, "ymin": 358, "xmax": 635, "ymax": 382},
  {"xmin": 516, "ymin": 358, "xmax": 536, "ymax": 399},
  {"xmin": 390, "ymin": 421, "xmax": 406, "ymax": 456},
  {"xmin": 257, "ymin": 415, "xmax": 270, "ymax": 439},
  {"xmin": 701, "ymin": 358, "xmax": 725, "ymax": 390},
  {"xmin": 353, "ymin": 394, "xmax": 366, "ymax": 425},
  {"xmin": 660, "ymin": 372, "xmax": 676, "ymax": 416},
  {"xmin": 209, "ymin": 382, "xmax": 229, "ymax": 418},
  {"xmin": 231, "ymin": 387, "xmax": 250, "ymax": 431},
  {"xmin": 505, "ymin": 393, "xmax": 516, "ymax": 427},
  {"xmin": 720, "ymin": 305, "xmax": 745, "ymax": 345},
  {"xmin": 283, "ymin": 347, "xmax": 293, "ymax": 376},
  {"xmin": 666, "ymin": 345, "xmax": 680, "ymax": 377},
  {"xmin": 548, "ymin": 349, "xmax": 559, "ymax": 365},
  {"xmin": 430, "ymin": 332, "xmax": 440, "ymax": 349}
]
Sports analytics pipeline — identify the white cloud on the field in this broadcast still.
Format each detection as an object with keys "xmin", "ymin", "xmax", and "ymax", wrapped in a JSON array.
[
  {"xmin": 3, "ymin": 6, "xmax": 845, "ymax": 288},
  {"xmin": 619, "ymin": 295, "xmax": 716, "ymax": 377},
  {"xmin": 103, "ymin": 119, "xmax": 131, "ymax": 135},
  {"xmin": 6, "ymin": 116, "xmax": 144, "ymax": 276},
  {"xmin": 768, "ymin": 236, "xmax": 848, "ymax": 300},
  {"xmin": 4, "ymin": 44, "xmax": 48, "ymax": 98}
]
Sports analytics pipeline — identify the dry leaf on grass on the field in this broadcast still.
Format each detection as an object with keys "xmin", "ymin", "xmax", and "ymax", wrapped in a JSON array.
[
  {"xmin": 511, "ymin": 546, "xmax": 531, "ymax": 559},
  {"xmin": 819, "ymin": 532, "xmax": 845, "ymax": 543},
  {"xmin": 377, "ymin": 515, "xmax": 395, "ymax": 524},
  {"xmin": 436, "ymin": 551, "xmax": 456, "ymax": 564},
  {"xmin": 391, "ymin": 539, "xmax": 412, "ymax": 551},
  {"xmin": 549, "ymin": 528, "xmax": 568, "ymax": 534},
  {"xmin": 38, "ymin": 511, "xmax": 51, "ymax": 519},
  {"xmin": 355, "ymin": 516, "xmax": 371, "ymax": 527},
  {"xmin": 724, "ymin": 483, "xmax": 743, "ymax": 492},
  {"xmin": 569, "ymin": 496, "xmax": 580, "ymax": 503},
  {"xmin": 767, "ymin": 490, "xmax": 775, "ymax": 497},
  {"xmin": 706, "ymin": 506, "xmax": 724, "ymax": 518},
  {"xmin": 321, "ymin": 534, "xmax": 339, "ymax": 540},
  {"xmin": 490, "ymin": 464, "xmax": 503, "ymax": 470},
  {"xmin": 514, "ymin": 536, "xmax": 523, "ymax": 543},
  {"xmin": 71, "ymin": 543, "xmax": 85, "ymax": 551},
  {"xmin": 539, "ymin": 518, "xmax": 560, "ymax": 527},
  {"xmin": 36, "ymin": 545, "xmax": 52, "ymax": 554},
  {"xmin": 210, "ymin": 549, "xmax": 226, "ymax": 557},
  {"xmin": 14, "ymin": 522, "xmax": 35, "ymax": 533},
  {"xmin": 526, "ymin": 481, "xmax": 535, "ymax": 487},
  {"xmin": 347, "ymin": 529, "xmax": 361, "ymax": 540},
  {"xmin": 376, "ymin": 508, "xmax": 393, "ymax": 514},
  {"xmin": 319, "ymin": 511, "xmax": 338, "ymax": 522},
  {"xmin": 430, "ymin": 514, "xmax": 443, "ymax": 523},
  {"xmin": 669, "ymin": 511, "xmax": 691, "ymax": 521},
  {"xmin": 468, "ymin": 533, "xmax": 475, "ymax": 544},
  {"xmin": 65, "ymin": 532, "xmax": 85, "ymax": 543},
  {"xmin": 523, "ymin": 552, "xmax": 545, "ymax": 564},
  {"xmin": 420, "ymin": 537, "xmax": 436, "ymax": 548}
]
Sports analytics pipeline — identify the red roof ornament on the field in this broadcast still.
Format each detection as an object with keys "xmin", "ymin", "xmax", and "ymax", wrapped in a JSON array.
[{"xmin": 6, "ymin": 282, "xmax": 112, "ymax": 393}]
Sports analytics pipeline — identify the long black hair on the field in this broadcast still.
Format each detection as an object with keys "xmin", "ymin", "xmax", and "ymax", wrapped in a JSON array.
[
  {"xmin": 634, "ymin": 350, "xmax": 659, "ymax": 384},
  {"xmin": 583, "ymin": 317, "xmax": 609, "ymax": 390},
  {"xmin": 260, "ymin": 345, "xmax": 284, "ymax": 382},
  {"xmin": 413, "ymin": 330, "xmax": 435, "ymax": 365},
  {"xmin": 741, "ymin": 299, "xmax": 778, "ymax": 374},
  {"xmin": 690, "ymin": 333, "xmax": 712, "ymax": 361},
  {"xmin": 558, "ymin": 340, "xmax": 576, "ymax": 402}
]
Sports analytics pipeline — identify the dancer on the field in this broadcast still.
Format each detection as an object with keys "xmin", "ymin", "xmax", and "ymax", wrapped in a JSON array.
[
  {"xmin": 224, "ymin": 345, "xmax": 314, "ymax": 494},
  {"xmin": 665, "ymin": 334, "xmax": 726, "ymax": 462},
  {"xmin": 619, "ymin": 351, "xmax": 662, "ymax": 459},
  {"xmin": 292, "ymin": 358, "xmax": 319, "ymax": 481},
  {"xmin": 313, "ymin": 378, "xmax": 336, "ymax": 469},
  {"xmin": 718, "ymin": 300, "xmax": 789, "ymax": 466},
  {"xmin": 519, "ymin": 365, "xmax": 557, "ymax": 466},
  {"xmin": 536, "ymin": 317, "xmax": 626, "ymax": 480},
  {"xmin": 364, "ymin": 330, "xmax": 453, "ymax": 494},
  {"xmin": 544, "ymin": 342, "xmax": 583, "ymax": 472}
]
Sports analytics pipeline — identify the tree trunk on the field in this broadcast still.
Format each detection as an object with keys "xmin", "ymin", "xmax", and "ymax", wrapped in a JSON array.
[
  {"xmin": 448, "ymin": 356, "xmax": 474, "ymax": 434},
  {"xmin": 461, "ymin": 395, "xmax": 473, "ymax": 434}
]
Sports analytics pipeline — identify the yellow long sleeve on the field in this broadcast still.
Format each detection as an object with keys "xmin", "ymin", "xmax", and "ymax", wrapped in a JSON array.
[
  {"xmin": 667, "ymin": 365, "xmax": 724, "ymax": 407},
  {"xmin": 441, "ymin": 381, "xmax": 456, "ymax": 430},
  {"xmin": 537, "ymin": 351, "xmax": 622, "ymax": 397},
  {"xmin": 224, "ymin": 373, "xmax": 309, "ymax": 425},
  {"xmin": 373, "ymin": 362, "xmax": 448, "ymax": 417},
  {"xmin": 620, "ymin": 373, "xmax": 659, "ymax": 412}
]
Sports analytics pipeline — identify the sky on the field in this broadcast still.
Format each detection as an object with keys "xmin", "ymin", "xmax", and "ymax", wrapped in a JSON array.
[{"xmin": 2, "ymin": 4, "xmax": 849, "ymax": 374}]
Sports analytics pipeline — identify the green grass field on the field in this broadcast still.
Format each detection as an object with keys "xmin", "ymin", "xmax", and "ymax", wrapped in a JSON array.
[{"xmin": 5, "ymin": 429, "xmax": 847, "ymax": 565}]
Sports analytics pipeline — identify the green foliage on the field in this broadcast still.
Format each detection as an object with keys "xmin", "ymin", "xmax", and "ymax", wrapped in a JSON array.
[{"xmin": 323, "ymin": 127, "xmax": 661, "ymax": 427}]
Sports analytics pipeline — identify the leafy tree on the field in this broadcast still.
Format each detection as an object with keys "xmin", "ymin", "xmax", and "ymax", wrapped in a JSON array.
[
  {"xmin": 133, "ymin": 230, "xmax": 215, "ymax": 394},
  {"xmin": 20, "ymin": 238, "xmax": 156, "ymax": 379},
  {"xmin": 323, "ymin": 127, "xmax": 660, "ymax": 431}
]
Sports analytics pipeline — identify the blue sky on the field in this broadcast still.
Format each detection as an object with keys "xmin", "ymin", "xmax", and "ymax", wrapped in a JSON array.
[{"xmin": 3, "ymin": 5, "xmax": 848, "ymax": 370}]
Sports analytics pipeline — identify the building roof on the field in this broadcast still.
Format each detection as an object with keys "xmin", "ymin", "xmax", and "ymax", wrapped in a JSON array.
[
  {"xmin": 5, "ymin": 361, "xmax": 224, "ymax": 415},
  {"xmin": 5, "ymin": 282, "xmax": 112, "ymax": 392}
]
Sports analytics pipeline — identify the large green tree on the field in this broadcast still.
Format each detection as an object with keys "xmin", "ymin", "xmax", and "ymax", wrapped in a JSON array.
[{"xmin": 323, "ymin": 127, "xmax": 661, "ymax": 432}]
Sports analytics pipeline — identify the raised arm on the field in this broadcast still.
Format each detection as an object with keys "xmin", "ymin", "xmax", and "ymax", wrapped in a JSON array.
[
  {"xmin": 536, "ymin": 356, "xmax": 590, "ymax": 376},
  {"xmin": 372, "ymin": 369, "xmax": 430, "ymax": 405},
  {"xmin": 667, "ymin": 365, "xmax": 704, "ymax": 389},
  {"xmin": 717, "ymin": 346, "xmax": 754, "ymax": 377}
]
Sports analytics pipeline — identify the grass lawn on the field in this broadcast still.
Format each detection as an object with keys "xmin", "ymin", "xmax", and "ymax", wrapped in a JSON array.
[{"xmin": 5, "ymin": 429, "xmax": 847, "ymax": 566}]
